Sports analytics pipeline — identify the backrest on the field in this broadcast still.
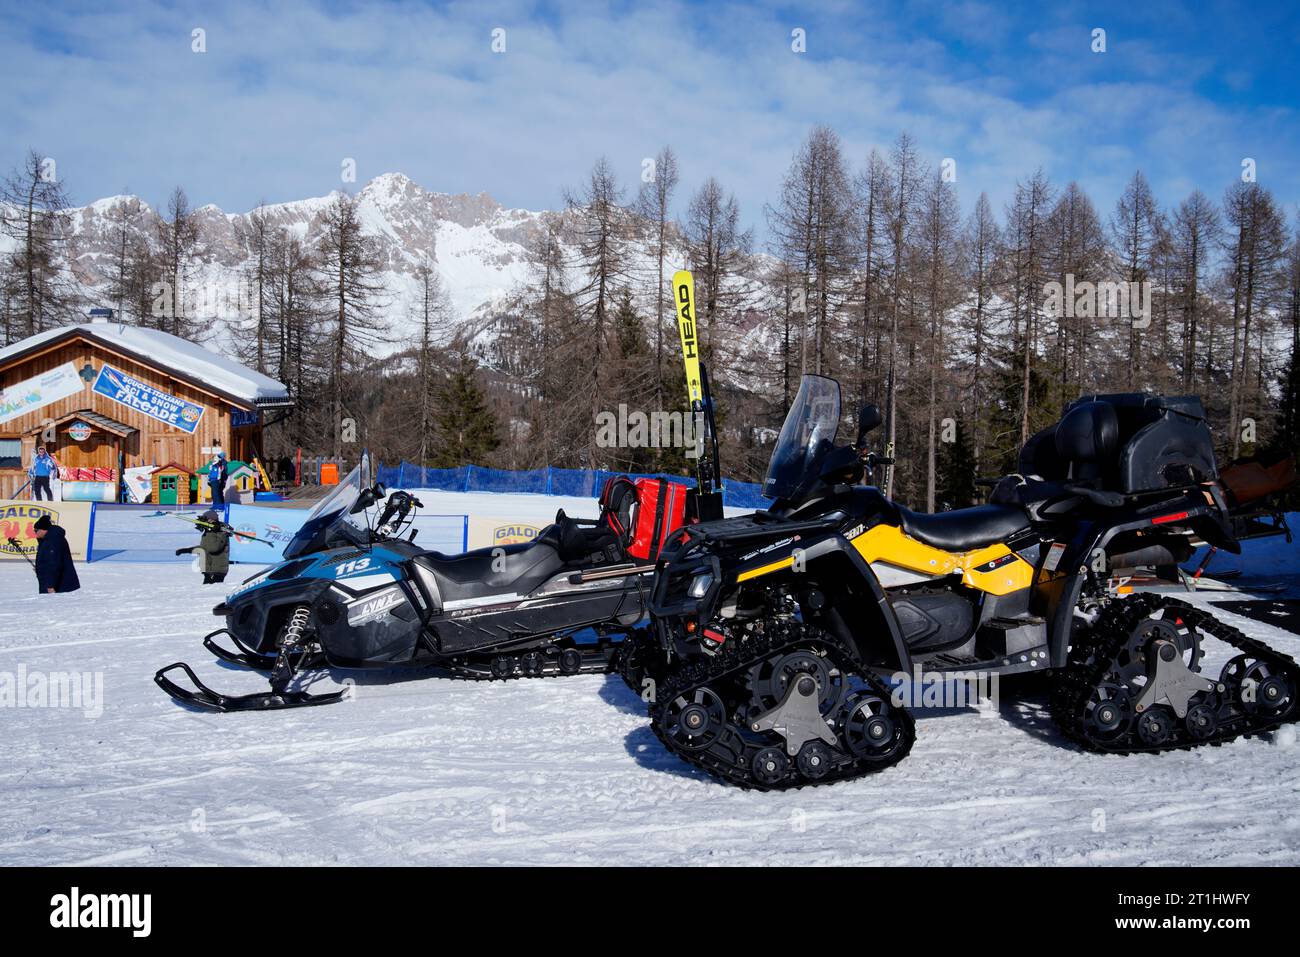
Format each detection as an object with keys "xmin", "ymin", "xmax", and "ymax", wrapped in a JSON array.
[
  {"xmin": 598, "ymin": 476, "xmax": 640, "ymax": 549},
  {"xmin": 1054, "ymin": 401, "xmax": 1120, "ymax": 482},
  {"xmin": 1073, "ymin": 394, "xmax": 1217, "ymax": 493}
]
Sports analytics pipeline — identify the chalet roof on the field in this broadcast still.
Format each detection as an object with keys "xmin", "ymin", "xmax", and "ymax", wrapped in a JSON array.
[
  {"xmin": 0, "ymin": 323, "xmax": 292, "ymax": 409},
  {"xmin": 29, "ymin": 408, "xmax": 138, "ymax": 437},
  {"xmin": 154, "ymin": 462, "xmax": 195, "ymax": 475}
]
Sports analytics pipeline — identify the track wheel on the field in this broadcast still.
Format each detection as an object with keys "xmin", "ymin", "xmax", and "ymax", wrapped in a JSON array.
[
  {"xmin": 1222, "ymin": 655, "xmax": 1295, "ymax": 715},
  {"xmin": 1185, "ymin": 702, "xmax": 1218, "ymax": 740},
  {"xmin": 1136, "ymin": 706, "xmax": 1174, "ymax": 746},
  {"xmin": 661, "ymin": 687, "xmax": 726, "ymax": 752},
  {"xmin": 839, "ymin": 690, "xmax": 910, "ymax": 763},
  {"xmin": 559, "ymin": 648, "xmax": 583, "ymax": 675},
  {"xmin": 796, "ymin": 741, "xmax": 834, "ymax": 781},
  {"xmin": 751, "ymin": 748, "xmax": 789, "ymax": 787},
  {"xmin": 1085, "ymin": 682, "xmax": 1133, "ymax": 741}
]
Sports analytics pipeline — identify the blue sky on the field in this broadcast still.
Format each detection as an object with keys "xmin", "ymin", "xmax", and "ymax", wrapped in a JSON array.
[{"xmin": 2, "ymin": 0, "xmax": 1297, "ymax": 234}]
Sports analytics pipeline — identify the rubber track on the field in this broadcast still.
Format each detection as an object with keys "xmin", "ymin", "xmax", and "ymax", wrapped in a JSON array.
[
  {"xmin": 648, "ymin": 621, "xmax": 915, "ymax": 791},
  {"xmin": 1049, "ymin": 594, "xmax": 1300, "ymax": 754},
  {"xmin": 444, "ymin": 636, "xmax": 625, "ymax": 682}
]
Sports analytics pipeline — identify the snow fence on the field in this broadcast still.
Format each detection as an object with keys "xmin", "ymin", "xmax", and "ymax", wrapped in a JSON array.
[{"xmin": 376, "ymin": 463, "xmax": 769, "ymax": 509}]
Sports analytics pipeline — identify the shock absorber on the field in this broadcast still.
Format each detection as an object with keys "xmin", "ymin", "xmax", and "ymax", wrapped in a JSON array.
[{"xmin": 268, "ymin": 604, "xmax": 313, "ymax": 694}]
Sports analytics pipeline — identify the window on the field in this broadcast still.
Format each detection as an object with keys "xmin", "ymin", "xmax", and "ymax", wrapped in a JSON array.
[
  {"xmin": 0, "ymin": 439, "xmax": 20, "ymax": 470},
  {"xmin": 160, "ymin": 476, "xmax": 177, "ymax": 491}
]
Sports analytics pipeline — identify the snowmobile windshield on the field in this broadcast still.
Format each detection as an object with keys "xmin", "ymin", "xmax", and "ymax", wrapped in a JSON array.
[
  {"xmin": 763, "ymin": 375, "xmax": 841, "ymax": 502},
  {"xmin": 283, "ymin": 457, "xmax": 373, "ymax": 559}
]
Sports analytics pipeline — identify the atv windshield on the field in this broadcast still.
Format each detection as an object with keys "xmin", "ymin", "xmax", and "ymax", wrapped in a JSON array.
[
  {"xmin": 763, "ymin": 375, "xmax": 841, "ymax": 502},
  {"xmin": 282, "ymin": 456, "xmax": 373, "ymax": 559}
]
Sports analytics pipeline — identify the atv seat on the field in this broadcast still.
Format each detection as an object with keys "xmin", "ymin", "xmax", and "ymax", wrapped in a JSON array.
[{"xmin": 897, "ymin": 503, "xmax": 1030, "ymax": 552}]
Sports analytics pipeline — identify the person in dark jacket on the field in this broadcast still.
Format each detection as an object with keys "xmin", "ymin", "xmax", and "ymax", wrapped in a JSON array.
[{"xmin": 32, "ymin": 514, "xmax": 81, "ymax": 594}]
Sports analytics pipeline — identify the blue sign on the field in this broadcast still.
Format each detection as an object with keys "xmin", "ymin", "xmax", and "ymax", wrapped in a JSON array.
[
  {"xmin": 231, "ymin": 407, "xmax": 259, "ymax": 428},
  {"xmin": 92, "ymin": 364, "xmax": 206, "ymax": 434}
]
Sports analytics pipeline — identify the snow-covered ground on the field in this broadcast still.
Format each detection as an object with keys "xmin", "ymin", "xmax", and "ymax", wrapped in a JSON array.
[{"xmin": 1, "ymin": 501, "xmax": 1298, "ymax": 866}]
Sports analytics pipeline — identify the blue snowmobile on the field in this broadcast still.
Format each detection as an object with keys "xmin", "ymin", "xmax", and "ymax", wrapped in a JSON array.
[{"xmin": 154, "ymin": 454, "xmax": 685, "ymax": 711}]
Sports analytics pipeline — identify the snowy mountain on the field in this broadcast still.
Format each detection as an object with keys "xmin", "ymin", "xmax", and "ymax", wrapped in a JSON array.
[{"xmin": 54, "ymin": 173, "xmax": 718, "ymax": 360}]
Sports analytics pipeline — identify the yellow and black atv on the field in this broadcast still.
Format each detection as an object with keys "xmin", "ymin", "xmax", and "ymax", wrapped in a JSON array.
[{"xmin": 642, "ymin": 374, "xmax": 1299, "ymax": 790}]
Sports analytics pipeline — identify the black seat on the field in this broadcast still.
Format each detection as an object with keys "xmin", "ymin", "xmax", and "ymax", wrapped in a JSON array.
[
  {"xmin": 897, "ymin": 503, "xmax": 1030, "ymax": 552},
  {"xmin": 413, "ymin": 528, "xmax": 567, "ymax": 603}
]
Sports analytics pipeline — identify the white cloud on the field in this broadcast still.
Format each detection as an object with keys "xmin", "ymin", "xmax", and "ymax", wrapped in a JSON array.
[{"xmin": 2, "ymin": 0, "xmax": 1294, "ymax": 237}]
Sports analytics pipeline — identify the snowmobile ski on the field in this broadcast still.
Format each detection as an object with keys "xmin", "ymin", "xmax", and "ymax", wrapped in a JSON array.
[{"xmin": 154, "ymin": 660, "xmax": 348, "ymax": 711}]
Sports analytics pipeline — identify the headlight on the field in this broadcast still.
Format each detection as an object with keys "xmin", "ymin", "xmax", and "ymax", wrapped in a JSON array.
[{"xmin": 687, "ymin": 572, "xmax": 714, "ymax": 599}]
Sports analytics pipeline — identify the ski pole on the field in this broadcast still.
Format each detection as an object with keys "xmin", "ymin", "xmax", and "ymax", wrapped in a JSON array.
[
  {"xmin": 171, "ymin": 513, "xmax": 275, "ymax": 546},
  {"xmin": 5, "ymin": 537, "xmax": 38, "ymax": 572},
  {"xmin": 13, "ymin": 480, "xmax": 31, "ymax": 499}
]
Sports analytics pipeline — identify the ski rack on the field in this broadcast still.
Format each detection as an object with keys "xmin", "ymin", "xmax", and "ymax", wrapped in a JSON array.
[{"xmin": 691, "ymin": 363, "xmax": 724, "ymax": 522}]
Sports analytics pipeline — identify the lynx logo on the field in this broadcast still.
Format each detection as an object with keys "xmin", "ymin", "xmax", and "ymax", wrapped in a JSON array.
[
  {"xmin": 348, "ymin": 586, "xmax": 405, "ymax": 625},
  {"xmin": 50, "ymin": 887, "xmax": 151, "ymax": 937}
]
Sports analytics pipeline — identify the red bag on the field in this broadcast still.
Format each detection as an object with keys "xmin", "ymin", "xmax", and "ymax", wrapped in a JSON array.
[{"xmin": 627, "ymin": 478, "xmax": 687, "ymax": 561}]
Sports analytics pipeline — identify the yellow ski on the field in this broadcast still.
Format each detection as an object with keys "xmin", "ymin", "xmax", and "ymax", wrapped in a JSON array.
[{"xmin": 672, "ymin": 269, "xmax": 702, "ymax": 406}]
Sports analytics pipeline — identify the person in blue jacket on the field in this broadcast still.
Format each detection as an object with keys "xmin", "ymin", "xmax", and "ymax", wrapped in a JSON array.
[
  {"xmin": 207, "ymin": 449, "xmax": 229, "ymax": 508},
  {"xmin": 28, "ymin": 447, "xmax": 58, "ymax": 501},
  {"xmin": 32, "ymin": 514, "xmax": 80, "ymax": 594}
]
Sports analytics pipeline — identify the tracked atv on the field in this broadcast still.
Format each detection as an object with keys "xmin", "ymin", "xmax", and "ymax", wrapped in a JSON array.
[
  {"xmin": 643, "ymin": 375, "xmax": 1299, "ymax": 790},
  {"xmin": 155, "ymin": 454, "xmax": 690, "ymax": 711}
]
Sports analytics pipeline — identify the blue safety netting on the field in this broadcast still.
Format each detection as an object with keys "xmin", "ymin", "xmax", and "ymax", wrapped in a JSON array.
[{"xmin": 375, "ymin": 462, "xmax": 769, "ymax": 509}]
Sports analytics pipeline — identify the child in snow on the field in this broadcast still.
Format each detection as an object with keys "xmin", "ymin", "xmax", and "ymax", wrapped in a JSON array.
[
  {"xmin": 176, "ymin": 510, "xmax": 231, "ymax": 585},
  {"xmin": 28, "ymin": 447, "xmax": 59, "ymax": 501},
  {"xmin": 33, "ymin": 514, "xmax": 81, "ymax": 594}
]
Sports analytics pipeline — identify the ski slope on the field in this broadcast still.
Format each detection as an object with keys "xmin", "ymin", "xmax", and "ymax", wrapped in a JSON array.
[{"xmin": 1, "ymin": 499, "xmax": 1298, "ymax": 866}]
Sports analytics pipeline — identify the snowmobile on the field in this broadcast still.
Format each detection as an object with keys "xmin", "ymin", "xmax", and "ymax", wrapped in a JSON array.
[
  {"xmin": 642, "ymin": 375, "xmax": 1300, "ymax": 790},
  {"xmin": 154, "ymin": 454, "xmax": 692, "ymax": 711},
  {"xmin": 155, "ymin": 270, "xmax": 729, "ymax": 714}
]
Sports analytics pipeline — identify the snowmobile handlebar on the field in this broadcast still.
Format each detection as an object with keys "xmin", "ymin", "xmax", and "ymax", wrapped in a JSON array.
[{"xmin": 374, "ymin": 490, "xmax": 422, "ymax": 537}]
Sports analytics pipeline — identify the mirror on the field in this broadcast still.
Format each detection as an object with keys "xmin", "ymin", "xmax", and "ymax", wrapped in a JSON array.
[
  {"xmin": 856, "ymin": 403, "xmax": 883, "ymax": 445},
  {"xmin": 350, "ymin": 487, "xmax": 378, "ymax": 514}
]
